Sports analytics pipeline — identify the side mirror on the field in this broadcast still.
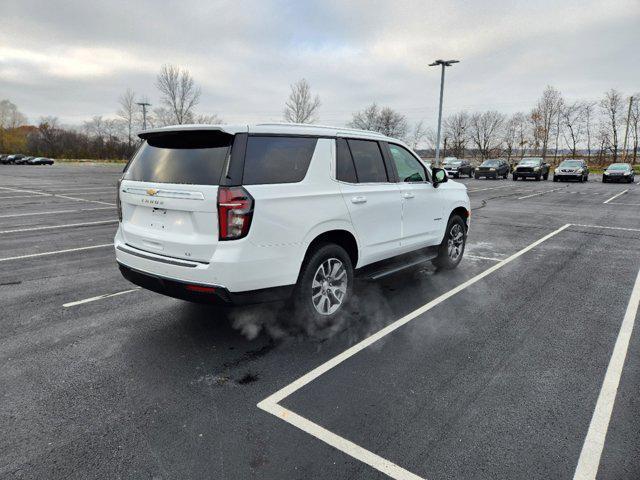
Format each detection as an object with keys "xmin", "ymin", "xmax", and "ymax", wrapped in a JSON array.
[{"xmin": 432, "ymin": 168, "xmax": 448, "ymax": 187}]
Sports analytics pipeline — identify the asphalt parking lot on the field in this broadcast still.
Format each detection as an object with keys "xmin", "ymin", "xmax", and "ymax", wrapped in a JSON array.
[{"xmin": 1, "ymin": 164, "xmax": 639, "ymax": 480}]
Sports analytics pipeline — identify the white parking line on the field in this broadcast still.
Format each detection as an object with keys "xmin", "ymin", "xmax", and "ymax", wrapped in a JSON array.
[
  {"xmin": 465, "ymin": 254, "xmax": 503, "ymax": 262},
  {"xmin": 571, "ymin": 224, "xmax": 640, "ymax": 232},
  {"xmin": 517, "ymin": 187, "xmax": 565, "ymax": 200},
  {"xmin": 0, "ymin": 243, "xmax": 113, "ymax": 262},
  {"xmin": 63, "ymin": 288, "xmax": 140, "ymax": 308},
  {"xmin": 0, "ymin": 194, "xmax": 52, "ymax": 199},
  {"xmin": 0, "ymin": 206, "xmax": 114, "ymax": 219},
  {"xmin": 603, "ymin": 189, "xmax": 629, "ymax": 204},
  {"xmin": 606, "ymin": 202, "xmax": 640, "ymax": 207},
  {"xmin": 258, "ymin": 224, "xmax": 571, "ymax": 480},
  {"xmin": 467, "ymin": 185, "xmax": 514, "ymax": 193},
  {"xmin": 573, "ymin": 267, "xmax": 640, "ymax": 480},
  {"xmin": 0, "ymin": 220, "xmax": 117, "ymax": 234},
  {"xmin": 0, "ymin": 186, "xmax": 115, "ymax": 206}
]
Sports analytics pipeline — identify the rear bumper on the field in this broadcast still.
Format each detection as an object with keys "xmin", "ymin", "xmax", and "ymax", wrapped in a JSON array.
[{"xmin": 118, "ymin": 263, "xmax": 293, "ymax": 305}]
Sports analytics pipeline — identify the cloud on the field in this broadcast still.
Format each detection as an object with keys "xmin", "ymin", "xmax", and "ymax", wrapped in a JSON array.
[{"xmin": 0, "ymin": 0, "xmax": 638, "ymax": 126}]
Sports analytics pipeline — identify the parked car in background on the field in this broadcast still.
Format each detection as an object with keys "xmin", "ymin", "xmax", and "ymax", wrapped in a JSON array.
[
  {"xmin": 6, "ymin": 154, "xmax": 25, "ymax": 164},
  {"xmin": 475, "ymin": 159, "xmax": 509, "ymax": 179},
  {"xmin": 443, "ymin": 158, "xmax": 474, "ymax": 178},
  {"xmin": 115, "ymin": 124, "xmax": 470, "ymax": 329},
  {"xmin": 27, "ymin": 157, "xmax": 55, "ymax": 165},
  {"xmin": 553, "ymin": 159, "xmax": 589, "ymax": 182},
  {"xmin": 513, "ymin": 157, "xmax": 549, "ymax": 181},
  {"xmin": 14, "ymin": 156, "xmax": 33, "ymax": 165},
  {"xmin": 0, "ymin": 154, "xmax": 9, "ymax": 164},
  {"xmin": 602, "ymin": 163, "xmax": 635, "ymax": 183}
]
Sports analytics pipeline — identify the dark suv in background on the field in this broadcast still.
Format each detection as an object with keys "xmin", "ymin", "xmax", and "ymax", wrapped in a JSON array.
[
  {"xmin": 513, "ymin": 157, "xmax": 550, "ymax": 181},
  {"xmin": 475, "ymin": 159, "xmax": 509, "ymax": 179},
  {"xmin": 443, "ymin": 158, "xmax": 474, "ymax": 178}
]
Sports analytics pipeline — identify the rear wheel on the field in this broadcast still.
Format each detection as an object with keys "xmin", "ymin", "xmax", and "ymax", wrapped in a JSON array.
[
  {"xmin": 475, "ymin": 174, "xmax": 480, "ymax": 180},
  {"xmin": 543, "ymin": 173, "xmax": 549, "ymax": 180},
  {"xmin": 432, "ymin": 215, "xmax": 466, "ymax": 270},
  {"xmin": 512, "ymin": 175, "xmax": 518, "ymax": 181},
  {"xmin": 292, "ymin": 243, "xmax": 354, "ymax": 335}
]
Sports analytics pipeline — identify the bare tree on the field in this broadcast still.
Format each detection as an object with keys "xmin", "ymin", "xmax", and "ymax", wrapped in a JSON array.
[
  {"xmin": 528, "ymin": 108, "xmax": 544, "ymax": 154},
  {"xmin": 631, "ymin": 94, "xmax": 639, "ymax": 163},
  {"xmin": 600, "ymin": 89, "xmax": 624, "ymax": 161},
  {"xmin": 155, "ymin": 64, "xmax": 201, "ymax": 125},
  {"xmin": 193, "ymin": 113, "xmax": 223, "ymax": 124},
  {"xmin": 533, "ymin": 86, "xmax": 563, "ymax": 158},
  {"xmin": 407, "ymin": 120, "xmax": 432, "ymax": 149},
  {"xmin": 552, "ymin": 97, "xmax": 564, "ymax": 162},
  {"xmin": 443, "ymin": 112, "xmax": 469, "ymax": 158},
  {"xmin": 512, "ymin": 112, "xmax": 529, "ymax": 158},
  {"xmin": 561, "ymin": 101, "xmax": 585, "ymax": 157},
  {"xmin": 503, "ymin": 113, "xmax": 520, "ymax": 162},
  {"xmin": 283, "ymin": 79, "xmax": 321, "ymax": 124},
  {"xmin": 348, "ymin": 103, "xmax": 408, "ymax": 138},
  {"xmin": 583, "ymin": 101, "xmax": 597, "ymax": 159},
  {"xmin": 0, "ymin": 99, "xmax": 27, "ymax": 129},
  {"xmin": 469, "ymin": 111, "xmax": 505, "ymax": 159},
  {"xmin": 117, "ymin": 89, "xmax": 137, "ymax": 148}
]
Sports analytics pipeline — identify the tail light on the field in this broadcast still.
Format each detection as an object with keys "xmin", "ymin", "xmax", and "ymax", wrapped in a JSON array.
[
  {"xmin": 217, "ymin": 186, "xmax": 254, "ymax": 240},
  {"xmin": 116, "ymin": 178, "xmax": 123, "ymax": 222}
]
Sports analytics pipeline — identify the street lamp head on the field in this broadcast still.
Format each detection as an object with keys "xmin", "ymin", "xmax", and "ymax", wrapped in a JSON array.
[{"xmin": 429, "ymin": 59, "xmax": 460, "ymax": 67}]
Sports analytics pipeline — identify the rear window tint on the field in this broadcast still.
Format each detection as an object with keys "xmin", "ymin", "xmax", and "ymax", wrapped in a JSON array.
[
  {"xmin": 348, "ymin": 139, "xmax": 388, "ymax": 183},
  {"xmin": 242, "ymin": 136, "xmax": 317, "ymax": 185},
  {"xmin": 336, "ymin": 138, "xmax": 357, "ymax": 183},
  {"xmin": 124, "ymin": 131, "xmax": 231, "ymax": 185}
]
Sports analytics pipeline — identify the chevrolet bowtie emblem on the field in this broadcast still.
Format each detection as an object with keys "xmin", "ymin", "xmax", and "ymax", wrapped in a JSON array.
[{"xmin": 146, "ymin": 188, "xmax": 158, "ymax": 196}]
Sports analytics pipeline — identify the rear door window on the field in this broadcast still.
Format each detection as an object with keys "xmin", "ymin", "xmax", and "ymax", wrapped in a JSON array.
[
  {"xmin": 243, "ymin": 136, "xmax": 317, "ymax": 185},
  {"xmin": 347, "ymin": 139, "xmax": 388, "ymax": 183},
  {"xmin": 336, "ymin": 138, "xmax": 358, "ymax": 183},
  {"xmin": 124, "ymin": 131, "xmax": 232, "ymax": 185}
]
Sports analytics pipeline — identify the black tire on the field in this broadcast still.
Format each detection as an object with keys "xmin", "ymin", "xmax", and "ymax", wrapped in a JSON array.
[
  {"xmin": 543, "ymin": 173, "xmax": 549, "ymax": 180},
  {"xmin": 553, "ymin": 176, "xmax": 558, "ymax": 182},
  {"xmin": 578, "ymin": 176, "xmax": 583, "ymax": 183},
  {"xmin": 602, "ymin": 177, "xmax": 607, "ymax": 183},
  {"xmin": 474, "ymin": 174, "xmax": 479, "ymax": 180},
  {"xmin": 432, "ymin": 215, "xmax": 466, "ymax": 270},
  {"xmin": 535, "ymin": 174, "xmax": 541, "ymax": 181},
  {"xmin": 469, "ymin": 170, "xmax": 474, "ymax": 178},
  {"xmin": 512, "ymin": 175, "xmax": 517, "ymax": 181},
  {"xmin": 503, "ymin": 172, "xmax": 508, "ymax": 179},
  {"xmin": 292, "ymin": 243, "xmax": 354, "ymax": 335}
]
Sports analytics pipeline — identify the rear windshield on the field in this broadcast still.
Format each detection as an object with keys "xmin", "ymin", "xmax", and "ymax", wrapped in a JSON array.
[{"xmin": 124, "ymin": 131, "xmax": 232, "ymax": 185}]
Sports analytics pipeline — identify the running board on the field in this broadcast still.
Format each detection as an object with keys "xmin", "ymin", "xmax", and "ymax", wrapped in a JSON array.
[{"xmin": 356, "ymin": 246, "xmax": 439, "ymax": 281}]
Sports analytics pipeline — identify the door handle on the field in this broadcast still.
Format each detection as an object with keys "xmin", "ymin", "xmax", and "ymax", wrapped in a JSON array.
[
  {"xmin": 402, "ymin": 192, "xmax": 415, "ymax": 199},
  {"xmin": 351, "ymin": 196, "xmax": 367, "ymax": 204}
]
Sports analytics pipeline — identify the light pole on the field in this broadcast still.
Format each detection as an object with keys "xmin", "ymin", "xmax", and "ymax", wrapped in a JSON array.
[
  {"xmin": 429, "ymin": 59, "xmax": 459, "ymax": 166},
  {"xmin": 136, "ymin": 101, "xmax": 151, "ymax": 130}
]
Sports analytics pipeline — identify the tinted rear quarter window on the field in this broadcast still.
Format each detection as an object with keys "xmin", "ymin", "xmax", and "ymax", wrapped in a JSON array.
[
  {"xmin": 243, "ymin": 136, "xmax": 317, "ymax": 185},
  {"xmin": 124, "ymin": 131, "xmax": 232, "ymax": 185},
  {"xmin": 347, "ymin": 139, "xmax": 388, "ymax": 183}
]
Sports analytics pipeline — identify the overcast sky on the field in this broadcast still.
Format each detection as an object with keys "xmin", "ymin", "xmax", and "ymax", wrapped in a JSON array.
[{"xmin": 1, "ymin": 0, "xmax": 639, "ymax": 128}]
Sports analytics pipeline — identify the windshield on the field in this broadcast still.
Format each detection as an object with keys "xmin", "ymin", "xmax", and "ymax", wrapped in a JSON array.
[
  {"xmin": 559, "ymin": 160, "xmax": 582, "ymax": 168},
  {"xmin": 124, "ymin": 131, "xmax": 232, "ymax": 185},
  {"xmin": 519, "ymin": 158, "xmax": 541, "ymax": 166},
  {"xmin": 607, "ymin": 164, "xmax": 629, "ymax": 171},
  {"xmin": 445, "ymin": 160, "xmax": 462, "ymax": 166},
  {"xmin": 481, "ymin": 160, "xmax": 500, "ymax": 167}
]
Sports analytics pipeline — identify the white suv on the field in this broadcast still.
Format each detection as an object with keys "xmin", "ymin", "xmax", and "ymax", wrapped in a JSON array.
[{"xmin": 114, "ymin": 124, "xmax": 470, "ymax": 322}]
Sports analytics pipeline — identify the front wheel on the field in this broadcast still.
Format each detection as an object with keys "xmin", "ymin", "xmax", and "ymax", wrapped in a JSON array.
[
  {"xmin": 512, "ymin": 175, "xmax": 518, "ymax": 181},
  {"xmin": 293, "ymin": 243, "xmax": 354, "ymax": 335},
  {"xmin": 432, "ymin": 215, "xmax": 466, "ymax": 270},
  {"xmin": 543, "ymin": 173, "xmax": 549, "ymax": 180}
]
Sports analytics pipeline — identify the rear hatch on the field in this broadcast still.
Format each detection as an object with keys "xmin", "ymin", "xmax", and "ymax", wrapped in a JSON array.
[{"xmin": 119, "ymin": 129, "xmax": 234, "ymax": 263}]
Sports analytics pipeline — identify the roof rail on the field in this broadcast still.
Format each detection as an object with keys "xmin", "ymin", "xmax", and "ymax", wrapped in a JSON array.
[{"xmin": 254, "ymin": 122, "xmax": 387, "ymax": 138}]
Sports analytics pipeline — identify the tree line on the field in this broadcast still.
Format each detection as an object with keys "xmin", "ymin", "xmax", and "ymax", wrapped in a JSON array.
[{"xmin": 1, "ymin": 66, "xmax": 638, "ymax": 164}]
